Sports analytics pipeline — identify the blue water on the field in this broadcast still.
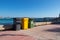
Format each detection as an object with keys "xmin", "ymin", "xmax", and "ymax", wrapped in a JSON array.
[
  {"xmin": 0, "ymin": 18, "xmax": 13, "ymax": 25},
  {"xmin": 0, "ymin": 18, "xmax": 55, "ymax": 25}
]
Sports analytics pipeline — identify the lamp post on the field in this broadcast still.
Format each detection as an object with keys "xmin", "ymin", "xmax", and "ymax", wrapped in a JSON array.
[{"xmin": 59, "ymin": 13, "xmax": 60, "ymax": 18}]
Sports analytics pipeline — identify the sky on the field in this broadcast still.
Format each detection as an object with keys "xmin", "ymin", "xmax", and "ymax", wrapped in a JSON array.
[{"xmin": 0, "ymin": 0, "xmax": 60, "ymax": 18}]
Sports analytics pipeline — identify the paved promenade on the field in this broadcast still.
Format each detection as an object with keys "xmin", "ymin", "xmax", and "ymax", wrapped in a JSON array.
[
  {"xmin": 19, "ymin": 24, "xmax": 60, "ymax": 40},
  {"xmin": 0, "ymin": 24, "xmax": 60, "ymax": 40}
]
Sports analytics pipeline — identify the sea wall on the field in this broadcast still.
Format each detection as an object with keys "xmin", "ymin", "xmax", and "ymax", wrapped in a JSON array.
[
  {"xmin": 34, "ymin": 22, "xmax": 52, "ymax": 26},
  {"xmin": 0, "ymin": 22, "xmax": 52, "ymax": 30},
  {"xmin": 0, "ymin": 25, "xmax": 13, "ymax": 30}
]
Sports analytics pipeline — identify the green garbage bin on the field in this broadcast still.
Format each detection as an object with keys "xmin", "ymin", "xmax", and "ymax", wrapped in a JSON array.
[{"xmin": 29, "ymin": 18, "xmax": 34, "ymax": 28}]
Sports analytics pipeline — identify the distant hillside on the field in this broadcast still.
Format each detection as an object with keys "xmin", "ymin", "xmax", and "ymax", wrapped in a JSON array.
[{"xmin": 33, "ymin": 17, "xmax": 56, "ymax": 22}]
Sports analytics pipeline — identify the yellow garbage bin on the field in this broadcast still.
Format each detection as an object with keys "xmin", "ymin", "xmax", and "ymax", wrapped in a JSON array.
[{"xmin": 21, "ymin": 18, "xmax": 29, "ymax": 30}]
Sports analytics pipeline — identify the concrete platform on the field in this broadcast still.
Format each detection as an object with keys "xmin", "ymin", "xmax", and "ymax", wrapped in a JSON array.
[
  {"xmin": 0, "ymin": 31, "xmax": 35, "ymax": 40},
  {"xmin": 19, "ymin": 24, "xmax": 60, "ymax": 40},
  {"xmin": 0, "ymin": 24, "xmax": 60, "ymax": 40}
]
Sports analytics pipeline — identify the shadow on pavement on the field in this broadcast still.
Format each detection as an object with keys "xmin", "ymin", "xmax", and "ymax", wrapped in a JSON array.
[
  {"xmin": 52, "ymin": 22, "xmax": 60, "ymax": 24},
  {"xmin": 44, "ymin": 28, "xmax": 60, "ymax": 32},
  {"xmin": 0, "ymin": 34, "xmax": 28, "ymax": 37},
  {"xmin": 0, "ymin": 24, "xmax": 13, "ymax": 31}
]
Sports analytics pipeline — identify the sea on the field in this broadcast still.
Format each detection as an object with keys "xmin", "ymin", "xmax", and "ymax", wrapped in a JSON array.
[
  {"xmin": 0, "ymin": 18, "xmax": 13, "ymax": 25},
  {"xmin": 0, "ymin": 17, "xmax": 55, "ymax": 25}
]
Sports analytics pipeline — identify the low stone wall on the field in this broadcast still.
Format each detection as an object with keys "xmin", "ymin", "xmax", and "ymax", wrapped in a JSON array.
[
  {"xmin": 0, "ymin": 25, "xmax": 13, "ymax": 30},
  {"xmin": 0, "ymin": 25, "xmax": 5, "ymax": 30},
  {"xmin": 34, "ymin": 22, "xmax": 52, "ymax": 26},
  {"xmin": 0, "ymin": 22, "xmax": 52, "ymax": 30}
]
